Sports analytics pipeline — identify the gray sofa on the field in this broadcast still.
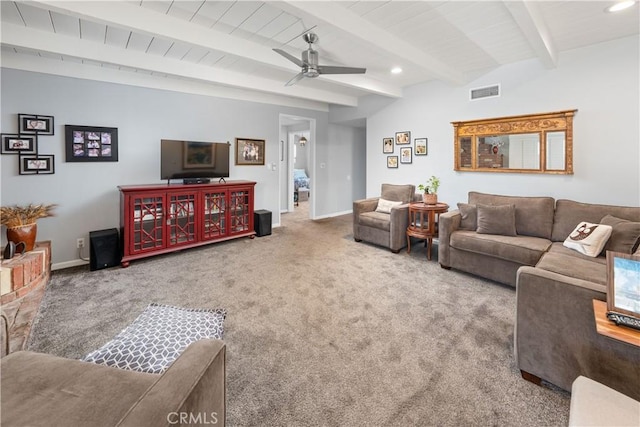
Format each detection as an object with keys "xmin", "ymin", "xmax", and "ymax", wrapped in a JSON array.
[
  {"xmin": 438, "ymin": 192, "xmax": 640, "ymax": 400},
  {"xmin": 1, "ymin": 339, "xmax": 226, "ymax": 426},
  {"xmin": 353, "ymin": 183, "xmax": 419, "ymax": 253}
]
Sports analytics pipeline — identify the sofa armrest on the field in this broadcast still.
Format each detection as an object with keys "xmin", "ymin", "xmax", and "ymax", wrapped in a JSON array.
[
  {"xmin": 437, "ymin": 209, "xmax": 461, "ymax": 267},
  {"xmin": 389, "ymin": 203, "xmax": 411, "ymax": 251},
  {"xmin": 353, "ymin": 198, "xmax": 379, "ymax": 240},
  {"xmin": 117, "ymin": 339, "xmax": 226, "ymax": 427},
  {"xmin": 514, "ymin": 266, "xmax": 640, "ymax": 400}
]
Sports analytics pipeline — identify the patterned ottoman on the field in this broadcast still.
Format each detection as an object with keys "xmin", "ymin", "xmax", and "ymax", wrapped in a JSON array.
[{"xmin": 82, "ymin": 303, "xmax": 226, "ymax": 374}]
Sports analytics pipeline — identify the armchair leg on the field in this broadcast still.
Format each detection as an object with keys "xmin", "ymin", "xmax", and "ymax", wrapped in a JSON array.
[
  {"xmin": 390, "ymin": 249, "xmax": 400, "ymax": 254},
  {"xmin": 440, "ymin": 264, "xmax": 451, "ymax": 270},
  {"xmin": 520, "ymin": 370, "xmax": 542, "ymax": 386},
  {"xmin": 354, "ymin": 238, "xmax": 362, "ymax": 242}
]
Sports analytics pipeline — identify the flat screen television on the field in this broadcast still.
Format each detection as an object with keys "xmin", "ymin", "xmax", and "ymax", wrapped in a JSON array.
[{"xmin": 161, "ymin": 140, "xmax": 230, "ymax": 182}]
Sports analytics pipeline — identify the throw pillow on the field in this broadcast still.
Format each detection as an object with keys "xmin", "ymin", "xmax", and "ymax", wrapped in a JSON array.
[
  {"xmin": 600, "ymin": 214, "xmax": 640, "ymax": 254},
  {"xmin": 476, "ymin": 204, "xmax": 517, "ymax": 236},
  {"xmin": 376, "ymin": 198, "xmax": 403, "ymax": 214},
  {"xmin": 82, "ymin": 303, "xmax": 226, "ymax": 374},
  {"xmin": 457, "ymin": 203, "xmax": 477, "ymax": 230},
  {"xmin": 563, "ymin": 222, "xmax": 613, "ymax": 257}
]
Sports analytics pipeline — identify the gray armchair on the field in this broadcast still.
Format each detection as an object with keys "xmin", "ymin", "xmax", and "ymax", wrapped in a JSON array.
[{"xmin": 353, "ymin": 184, "xmax": 417, "ymax": 253}]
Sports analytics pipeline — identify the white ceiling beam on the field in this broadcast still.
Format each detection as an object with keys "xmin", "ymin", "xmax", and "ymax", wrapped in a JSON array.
[
  {"xmin": 503, "ymin": 0, "xmax": 557, "ymax": 69},
  {"xmin": 278, "ymin": 1, "xmax": 467, "ymax": 86},
  {"xmin": 1, "ymin": 22, "xmax": 359, "ymax": 106},
  {"xmin": 26, "ymin": 0, "xmax": 402, "ymax": 98}
]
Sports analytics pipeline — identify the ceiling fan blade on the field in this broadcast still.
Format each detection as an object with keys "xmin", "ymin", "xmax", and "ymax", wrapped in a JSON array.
[
  {"xmin": 273, "ymin": 48, "xmax": 305, "ymax": 68},
  {"xmin": 317, "ymin": 65, "xmax": 366, "ymax": 75},
  {"xmin": 285, "ymin": 72, "xmax": 306, "ymax": 87}
]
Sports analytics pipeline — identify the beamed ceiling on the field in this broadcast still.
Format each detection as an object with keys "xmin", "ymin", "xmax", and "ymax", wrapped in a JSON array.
[{"xmin": 1, "ymin": 1, "xmax": 638, "ymax": 109}]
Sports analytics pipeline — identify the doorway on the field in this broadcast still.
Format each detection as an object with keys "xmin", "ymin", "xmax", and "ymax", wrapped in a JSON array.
[{"xmin": 279, "ymin": 114, "xmax": 315, "ymax": 221}]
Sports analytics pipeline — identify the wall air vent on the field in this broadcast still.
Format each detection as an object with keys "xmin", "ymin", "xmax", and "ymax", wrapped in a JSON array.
[{"xmin": 470, "ymin": 84, "xmax": 500, "ymax": 101}]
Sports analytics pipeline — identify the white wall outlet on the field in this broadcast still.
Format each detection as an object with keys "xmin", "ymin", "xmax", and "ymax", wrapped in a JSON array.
[{"xmin": 77, "ymin": 238, "xmax": 85, "ymax": 249}]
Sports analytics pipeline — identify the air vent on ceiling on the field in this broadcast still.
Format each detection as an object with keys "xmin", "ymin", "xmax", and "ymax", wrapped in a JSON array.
[{"xmin": 470, "ymin": 84, "xmax": 500, "ymax": 101}]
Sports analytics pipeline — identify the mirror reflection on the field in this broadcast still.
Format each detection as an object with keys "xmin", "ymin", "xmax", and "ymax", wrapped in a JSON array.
[{"xmin": 452, "ymin": 110, "xmax": 576, "ymax": 174}]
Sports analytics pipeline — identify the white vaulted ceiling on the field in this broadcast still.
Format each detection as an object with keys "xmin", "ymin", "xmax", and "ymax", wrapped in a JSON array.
[{"xmin": 1, "ymin": 1, "xmax": 638, "ymax": 109}]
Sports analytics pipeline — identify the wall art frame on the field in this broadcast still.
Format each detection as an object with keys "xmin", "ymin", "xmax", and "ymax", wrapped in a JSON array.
[
  {"xmin": 19, "ymin": 154, "xmax": 55, "ymax": 175},
  {"xmin": 65, "ymin": 125, "xmax": 119, "ymax": 162},
  {"xmin": 18, "ymin": 114, "xmax": 54, "ymax": 135},
  {"xmin": 1, "ymin": 134, "xmax": 37, "ymax": 155},
  {"xmin": 235, "ymin": 138, "xmax": 265, "ymax": 165},
  {"xmin": 395, "ymin": 131, "xmax": 411, "ymax": 145},
  {"xmin": 383, "ymin": 137, "xmax": 394, "ymax": 153},
  {"xmin": 415, "ymin": 138, "xmax": 428, "ymax": 155},
  {"xmin": 387, "ymin": 155, "xmax": 398, "ymax": 168},
  {"xmin": 400, "ymin": 147, "xmax": 413, "ymax": 164}
]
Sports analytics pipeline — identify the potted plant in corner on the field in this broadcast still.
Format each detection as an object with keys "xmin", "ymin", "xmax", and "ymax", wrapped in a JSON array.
[
  {"xmin": 418, "ymin": 176, "xmax": 440, "ymax": 205},
  {"xmin": 0, "ymin": 203, "xmax": 56, "ymax": 252}
]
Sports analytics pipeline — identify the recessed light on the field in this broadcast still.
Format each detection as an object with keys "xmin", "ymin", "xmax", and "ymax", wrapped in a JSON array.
[
  {"xmin": 606, "ymin": 1, "xmax": 636, "ymax": 12},
  {"xmin": 391, "ymin": 67, "xmax": 403, "ymax": 74}
]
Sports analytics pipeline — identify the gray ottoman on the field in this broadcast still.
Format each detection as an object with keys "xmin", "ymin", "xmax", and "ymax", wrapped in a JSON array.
[{"xmin": 569, "ymin": 376, "xmax": 640, "ymax": 426}]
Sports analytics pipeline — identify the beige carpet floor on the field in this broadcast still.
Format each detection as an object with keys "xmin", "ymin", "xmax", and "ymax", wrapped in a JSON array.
[{"xmin": 28, "ymin": 200, "xmax": 570, "ymax": 426}]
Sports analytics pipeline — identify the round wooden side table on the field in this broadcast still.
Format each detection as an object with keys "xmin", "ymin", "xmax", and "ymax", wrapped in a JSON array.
[{"xmin": 406, "ymin": 202, "xmax": 449, "ymax": 260}]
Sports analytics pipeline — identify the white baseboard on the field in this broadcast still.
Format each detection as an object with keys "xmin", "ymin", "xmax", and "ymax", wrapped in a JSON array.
[
  {"xmin": 52, "ymin": 259, "xmax": 89, "ymax": 271},
  {"xmin": 313, "ymin": 209, "xmax": 352, "ymax": 220}
]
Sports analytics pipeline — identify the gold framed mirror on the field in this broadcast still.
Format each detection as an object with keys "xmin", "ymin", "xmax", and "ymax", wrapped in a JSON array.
[{"xmin": 452, "ymin": 109, "xmax": 577, "ymax": 174}]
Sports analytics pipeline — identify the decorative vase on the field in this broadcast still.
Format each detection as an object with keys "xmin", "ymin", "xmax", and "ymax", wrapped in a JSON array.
[
  {"xmin": 423, "ymin": 193, "xmax": 437, "ymax": 205},
  {"xmin": 6, "ymin": 223, "xmax": 37, "ymax": 252}
]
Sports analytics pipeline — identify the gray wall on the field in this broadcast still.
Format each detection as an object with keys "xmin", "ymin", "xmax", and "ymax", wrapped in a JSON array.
[
  {"xmin": 1, "ymin": 69, "xmax": 334, "ymax": 267},
  {"xmin": 366, "ymin": 36, "xmax": 639, "ymax": 208}
]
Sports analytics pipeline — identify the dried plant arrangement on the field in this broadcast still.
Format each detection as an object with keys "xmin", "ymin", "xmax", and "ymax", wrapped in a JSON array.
[{"xmin": 0, "ymin": 203, "xmax": 56, "ymax": 228}]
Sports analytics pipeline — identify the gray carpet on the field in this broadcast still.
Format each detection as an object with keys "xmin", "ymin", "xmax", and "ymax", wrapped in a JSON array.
[{"xmin": 28, "ymin": 201, "xmax": 570, "ymax": 426}]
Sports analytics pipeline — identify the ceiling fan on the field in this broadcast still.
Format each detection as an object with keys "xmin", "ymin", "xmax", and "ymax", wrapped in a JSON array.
[{"xmin": 273, "ymin": 33, "xmax": 366, "ymax": 86}]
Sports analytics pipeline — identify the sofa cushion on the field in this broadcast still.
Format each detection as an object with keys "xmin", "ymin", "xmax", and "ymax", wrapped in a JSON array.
[
  {"xmin": 381, "ymin": 183, "xmax": 415, "ymax": 203},
  {"xmin": 450, "ymin": 230, "xmax": 551, "ymax": 265},
  {"xmin": 457, "ymin": 203, "xmax": 477, "ymax": 230},
  {"xmin": 600, "ymin": 214, "xmax": 640, "ymax": 254},
  {"xmin": 547, "ymin": 242, "xmax": 607, "ymax": 265},
  {"xmin": 536, "ymin": 251, "xmax": 608, "ymax": 286},
  {"xmin": 468, "ymin": 192, "xmax": 555, "ymax": 239},
  {"xmin": 552, "ymin": 199, "xmax": 640, "ymax": 242},
  {"xmin": 82, "ymin": 303, "xmax": 226, "ymax": 374},
  {"xmin": 476, "ymin": 204, "xmax": 517, "ymax": 236},
  {"xmin": 375, "ymin": 198, "xmax": 403, "ymax": 214},
  {"xmin": 359, "ymin": 211, "xmax": 391, "ymax": 231},
  {"xmin": 563, "ymin": 222, "xmax": 612, "ymax": 257}
]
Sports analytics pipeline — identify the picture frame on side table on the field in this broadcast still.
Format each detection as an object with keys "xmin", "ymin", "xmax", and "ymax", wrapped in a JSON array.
[
  {"xmin": 606, "ymin": 251, "xmax": 640, "ymax": 323},
  {"xmin": 65, "ymin": 125, "xmax": 118, "ymax": 162},
  {"xmin": 400, "ymin": 147, "xmax": 412, "ymax": 164},
  {"xmin": 415, "ymin": 138, "xmax": 428, "ymax": 155},
  {"xmin": 395, "ymin": 131, "xmax": 411, "ymax": 145},
  {"xmin": 235, "ymin": 138, "xmax": 265, "ymax": 165},
  {"xmin": 1, "ymin": 134, "xmax": 37, "ymax": 155},
  {"xmin": 19, "ymin": 154, "xmax": 55, "ymax": 175},
  {"xmin": 383, "ymin": 138, "xmax": 394, "ymax": 153},
  {"xmin": 387, "ymin": 155, "xmax": 398, "ymax": 168},
  {"xmin": 18, "ymin": 114, "xmax": 55, "ymax": 135}
]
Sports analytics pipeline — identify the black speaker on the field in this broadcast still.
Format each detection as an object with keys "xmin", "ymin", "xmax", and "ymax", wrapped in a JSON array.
[
  {"xmin": 254, "ymin": 210, "xmax": 272, "ymax": 237},
  {"xmin": 90, "ymin": 228, "xmax": 121, "ymax": 271}
]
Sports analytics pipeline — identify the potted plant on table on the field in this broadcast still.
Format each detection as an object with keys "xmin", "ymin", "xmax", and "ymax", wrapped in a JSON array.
[
  {"xmin": 418, "ymin": 176, "xmax": 441, "ymax": 205},
  {"xmin": 1, "ymin": 203, "xmax": 56, "ymax": 252}
]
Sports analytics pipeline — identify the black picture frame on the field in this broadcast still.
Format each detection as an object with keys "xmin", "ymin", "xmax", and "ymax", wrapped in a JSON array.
[
  {"xmin": 18, "ymin": 114, "xmax": 54, "ymax": 135},
  {"xmin": 65, "ymin": 125, "xmax": 118, "ymax": 162},
  {"xmin": 395, "ymin": 131, "xmax": 411, "ymax": 145},
  {"xmin": 383, "ymin": 137, "xmax": 394, "ymax": 153},
  {"xmin": 400, "ymin": 147, "xmax": 413, "ymax": 164},
  {"xmin": 387, "ymin": 155, "xmax": 398, "ymax": 168},
  {"xmin": 415, "ymin": 138, "xmax": 428, "ymax": 156},
  {"xmin": 19, "ymin": 154, "xmax": 55, "ymax": 175},
  {"xmin": 1, "ymin": 134, "xmax": 37, "ymax": 155}
]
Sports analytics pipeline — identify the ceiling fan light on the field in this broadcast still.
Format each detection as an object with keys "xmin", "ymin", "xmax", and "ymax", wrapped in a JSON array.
[
  {"xmin": 606, "ymin": 1, "xmax": 636, "ymax": 12},
  {"xmin": 391, "ymin": 67, "xmax": 403, "ymax": 74},
  {"xmin": 299, "ymin": 136, "xmax": 307, "ymax": 146}
]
